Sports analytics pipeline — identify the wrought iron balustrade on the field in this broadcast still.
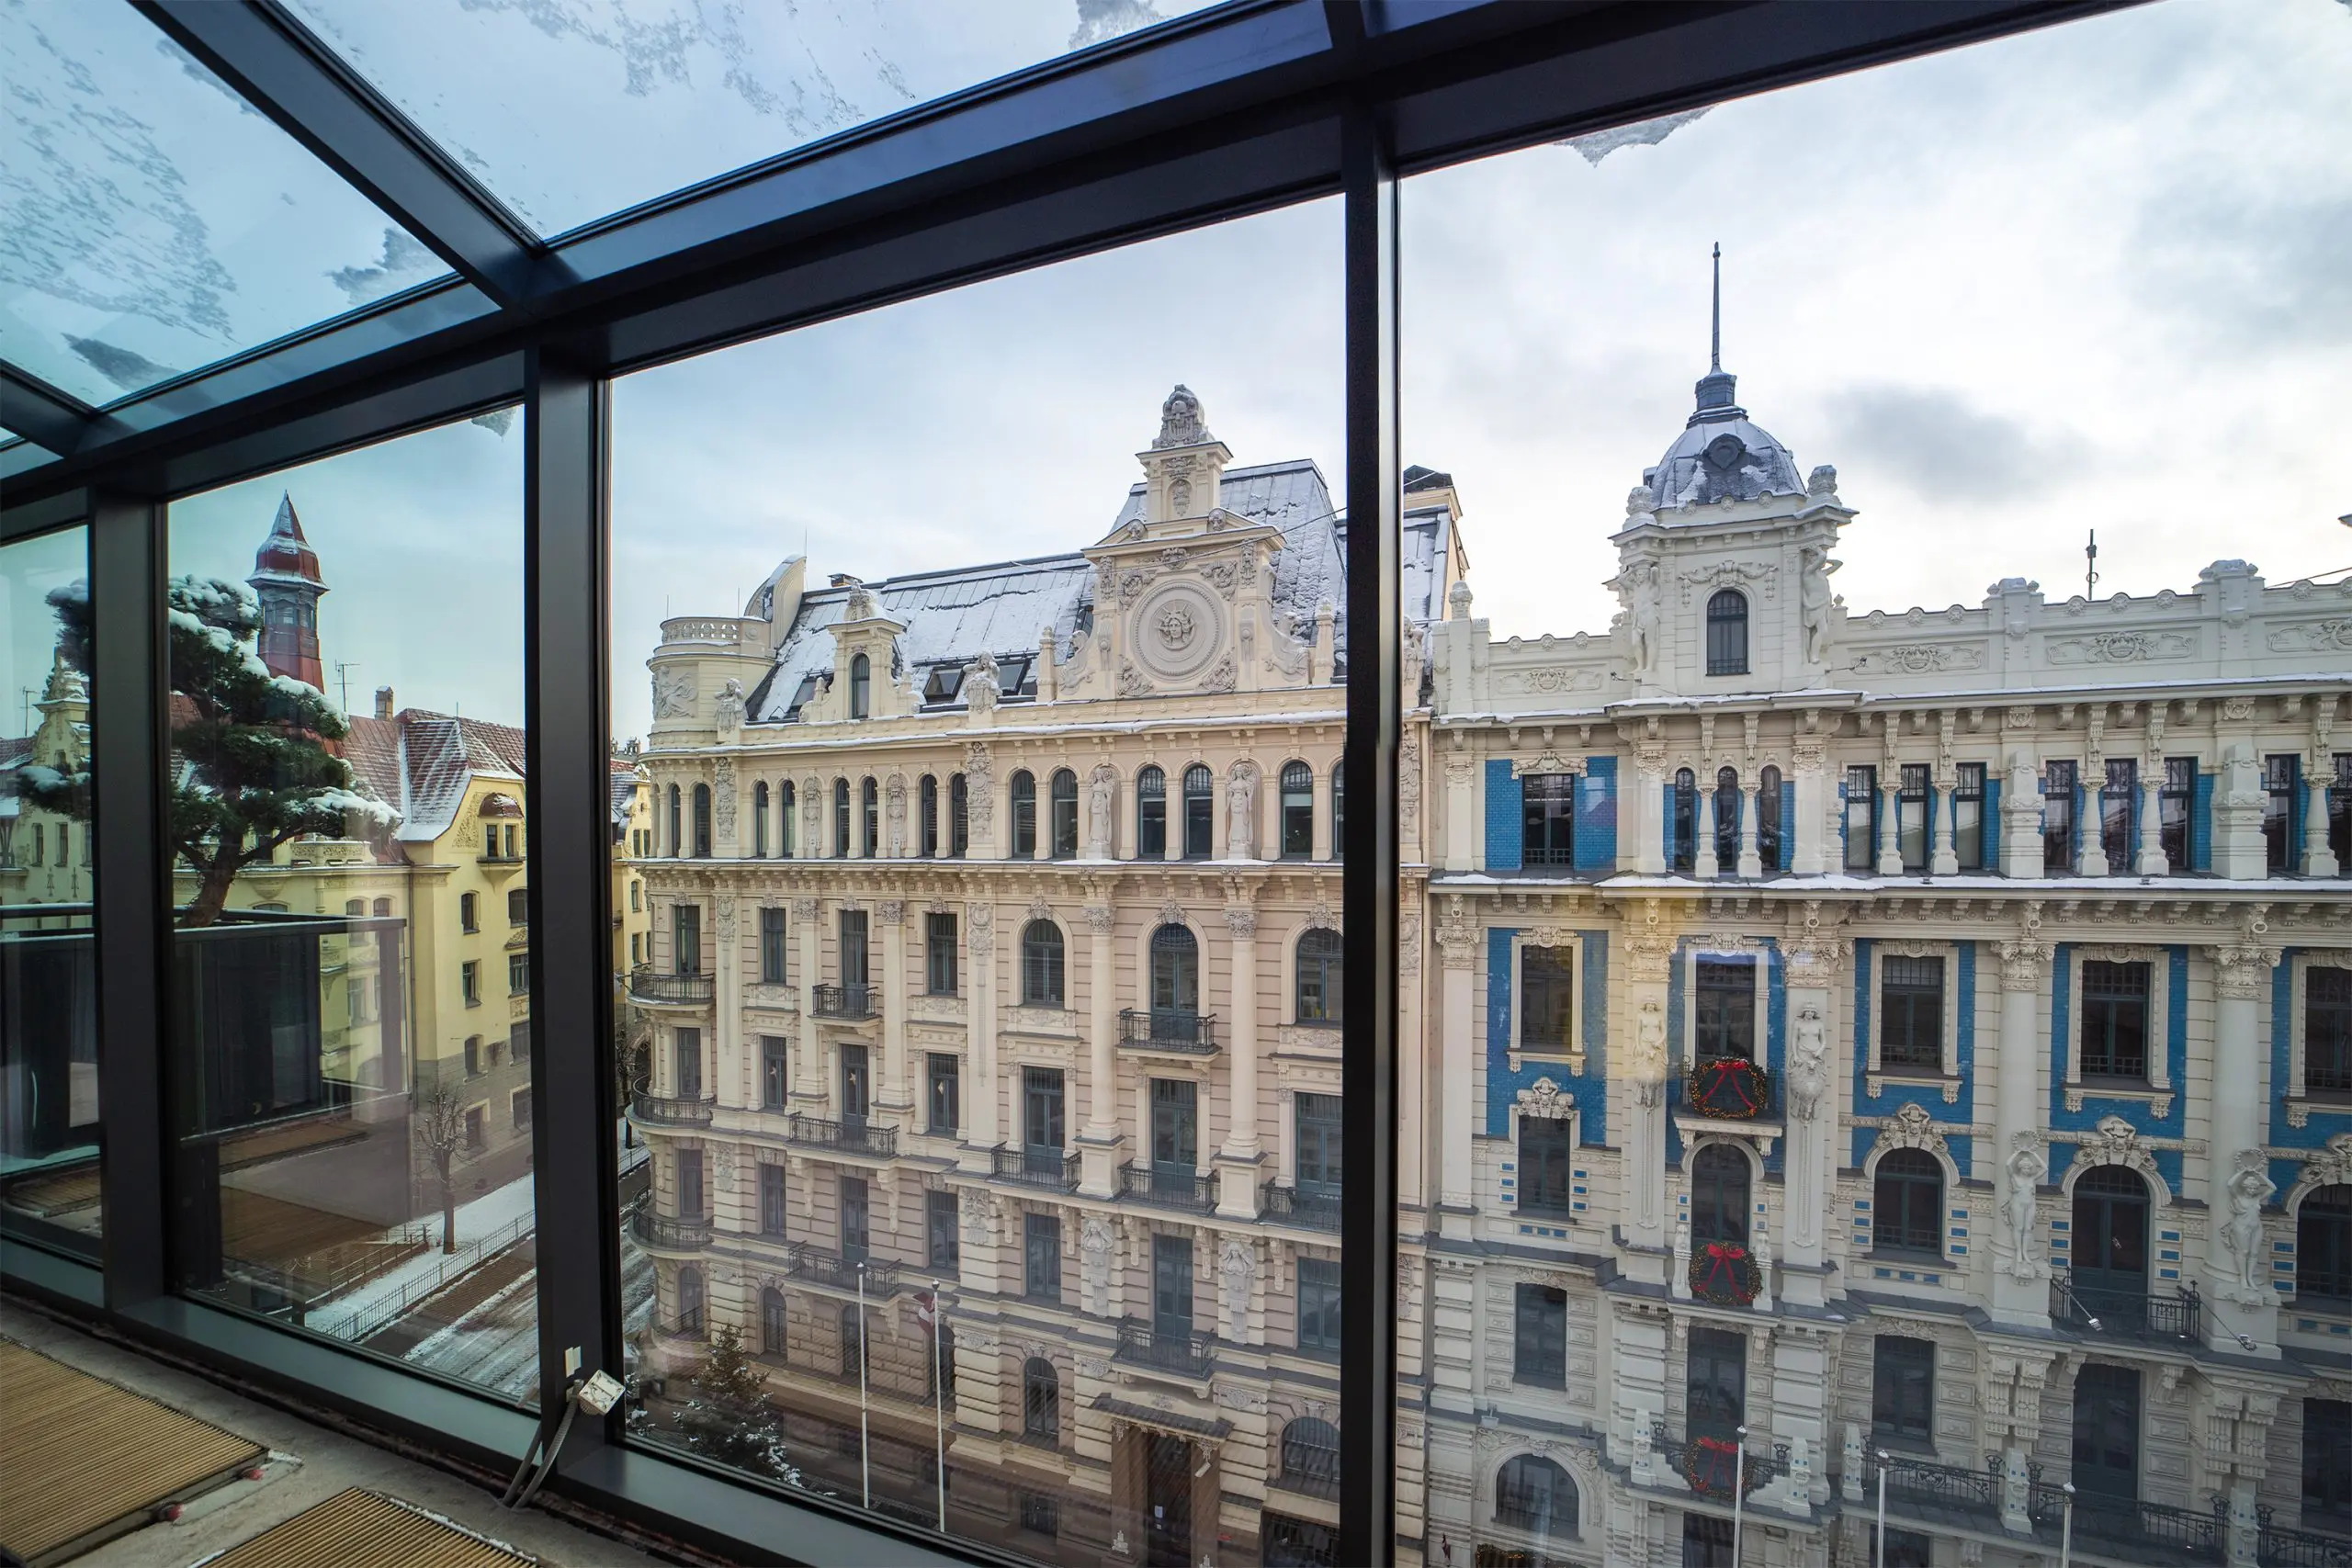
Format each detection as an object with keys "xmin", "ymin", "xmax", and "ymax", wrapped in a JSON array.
[
  {"xmin": 1262, "ymin": 1182, "xmax": 1341, "ymax": 1231},
  {"xmin": 1651, "ymin": 1422, "xmax": 1785, "ymax": 1499},
  {"xmin": 630, "ymin": 1209, "xmax": 713, "ymax": 1252},
  {"xmin": 1119, "ymin": 1162, "xmax": 1217, "ymax": 1213},
  {"xmin": 786, "ymin": 1113, "xmax": 897, "ymax": 1157},
  {"xmin": 811, "ymin": 983, "xmax": 876, "ymax": 1020},
  {"xmin": 2029, "ymin": 1483, "xmax": 2224, "ymax": 1563},
  {"xmin": 2052, "ymin": 1277, "xmax": 2203, "ymax": 1344},
  {"xmin": 2260, "ymin": 1521, "xmax": 2352, "ymax": 1567},
  {"xmin": 1114, "ymin": 1318, "xmax": 1215, "ymax": 1379},
  {"xmin": 1873, "ymin": 1453, "xmax": 2006, "ymax": 1525},
  {"xmin": 630, "ymin": 1079, "xmax": 716, "ymax": 1127},
  {"xmin": 628, "ymin": 965, "xmax": 714, "ymax": 1004},
  {"xmin": 786, "ymin": 1242, "xmax": 899, "ymax": 1297},
  {"xmin": 1117, "ymin": 1008, "xmax": 1217, "ymax": 1053},
  {"xmin": 992, "ymin": 1145, "xmax": 1081, "ymax": 1190}
]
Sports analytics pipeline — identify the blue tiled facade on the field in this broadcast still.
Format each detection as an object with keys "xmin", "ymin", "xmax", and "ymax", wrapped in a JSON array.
[
  {"xmin": 2042, "ymin": 942, "xmax": 2190, "ymax": 1196},
  {"xmin": 1484, "ymin": 924, "xmax": 1611, "ymax": 1145},
  {"xmin": 1846, "ymin": 939, "xmax": 1978, "ymax": 1179},
  {"xmin": 1484, "ymin": 758, "xmax": 1521, "ymax": 870}
]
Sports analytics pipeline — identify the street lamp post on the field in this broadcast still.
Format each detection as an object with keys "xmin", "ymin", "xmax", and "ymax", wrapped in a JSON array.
[
  {"xmin": 2059, "ymin": 1481, "xmax": 2075, "ymax": 1568},
  {"xmin": 1732, "ymin": 1424, "xmax": 1747, "ymax": 1565},
  {"xmin": 1875, "ymin": 1450, "xmax": 1890, "ymax": 1567}
]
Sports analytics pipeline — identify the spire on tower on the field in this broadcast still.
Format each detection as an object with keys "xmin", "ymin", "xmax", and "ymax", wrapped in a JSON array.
[{"xmin": 1710, "ymin": 241, "xmax": 1722, "ymax": 374}]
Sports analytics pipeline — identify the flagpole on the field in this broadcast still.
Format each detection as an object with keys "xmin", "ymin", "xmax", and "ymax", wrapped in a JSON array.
[
  {"xmin": 1874, "ymin": 1450, "xmax": 1889, "ymax": 1568},
  {"xmin": 933, "ymin": 1288, "xmax": 948, "ymax": 1532},
  {"xmin": 857, "ymin": 1263, "xmax": 872, "ymax": 1511},
  {"xmin": 1731, "ymin": 1424, "xmax": 1747, "ymax": 1565}
]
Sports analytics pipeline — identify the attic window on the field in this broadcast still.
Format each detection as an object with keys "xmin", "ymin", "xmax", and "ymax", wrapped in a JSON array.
[
  {"xmin": 922, "ymin": 666, "xmax": 966, "ymax": 704},
  {"xmin": 783, "ymin": 674, "xmax": 819, "ymax": 721},
  {"xmin": 1000, "ymin": 655, "xmax": 1035, "ymax": 696}
]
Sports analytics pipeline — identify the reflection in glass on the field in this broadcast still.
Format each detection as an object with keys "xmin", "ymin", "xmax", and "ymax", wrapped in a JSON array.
[
  {"xmin": 159, "ymin": 417, "xmax": 542, "ymax": 1403},
  {"xmin": 0, "ymin": 526, "xmax": 97, "ymax": 1248},
  {"xmin": 0, "ymin": 2, "xmax": 443, "ymax": 406}
]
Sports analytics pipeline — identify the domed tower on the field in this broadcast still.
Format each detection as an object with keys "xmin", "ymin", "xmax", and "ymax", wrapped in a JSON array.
[{"xmin": 248, "ymin": 491, "xmax": 328, "ymax": 691}]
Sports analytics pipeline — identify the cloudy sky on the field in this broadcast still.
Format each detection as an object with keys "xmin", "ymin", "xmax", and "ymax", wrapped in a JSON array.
[{"xmin": 9, "ymin": 0, "xmax": 2346, "ymax": 750}]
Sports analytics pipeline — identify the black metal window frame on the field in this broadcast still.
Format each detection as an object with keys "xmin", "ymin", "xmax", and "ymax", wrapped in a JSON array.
[
  {"xmin": 2311, "ymin": 966, "xmax": 2352, "ymax": 1095},
  {"xmin": 2159, "ymin": 755, "xmax": 2195, "ymax": 869},
  {"xmin": 1870, "ymin": 1335, "xmax": 1936, "ymax": 1450},
  {"xmin": 2100, "ymin": 757, "xmax": 2136, "ymax": 870},
  {"xmin": 926, "ymin": 910, "xmax": 959, "ymax": 996},
  {"xmin": 1952, "ymin": 759, "xmax": 1985, "ymax": 871},
  {"xmin": 2267, "ymin": 752, "xmax": 2301, "ymax": 873},
  {"xmin": 2081, "ymin": 958, "xmax": 2151, "ymax": 1080},
  {"xmin": 1704, "ymin": 587, "xmax": 1748, "ymax": 676},
  {"xmin": 1845, "ymin": 762, "xmax": 1877, "ymax": 872},
  {"xmin": 1871, "ymin": 1147, "xmax": 1945, "ymax": 1258},
  {"xmin": 0, "ymin": 5, "xmax": 2107, "ymax": 1564},
  {"xmin": 927, "ymin": 1052, "xmax": 961, "ymax": 1135},
  {"xmin": 1510, "ymin": 1281, "xmax": 1566, "ymax": 1388},
  {"xmin": 1879, "ymin": 953, "xmax": 1945, "ymax": 1072}
]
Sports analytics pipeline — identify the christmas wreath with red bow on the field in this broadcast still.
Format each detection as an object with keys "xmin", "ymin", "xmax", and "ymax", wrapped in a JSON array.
[
  {"xmin": 1688, "ymin": 1055, "xmax": 1770, "ymax": 1119},
  {"xmin": 1690, "ymin": 1241, "xmax": 1763, "ymax": 1306},
  {"xmin": 1684, "ymin": 1434, "xmax": 1747, "ymax": 1497}
]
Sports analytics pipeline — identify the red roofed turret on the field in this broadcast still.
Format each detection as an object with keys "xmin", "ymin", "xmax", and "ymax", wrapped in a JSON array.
[{"xmin": 249, "ymin": 491, "xmax": 329, "ymax": 693}]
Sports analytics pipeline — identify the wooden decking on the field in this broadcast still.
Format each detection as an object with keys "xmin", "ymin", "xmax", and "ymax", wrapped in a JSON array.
[
  {"xmin": 0, "ymin": 1338, "xmax": 266, "ymax": 1566},
  {"xmin": 198, "ymin": 1489, "xmax": 537, "ymax": 1568}
]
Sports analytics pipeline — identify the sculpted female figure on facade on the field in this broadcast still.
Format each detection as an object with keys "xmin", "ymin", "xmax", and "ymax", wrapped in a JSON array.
[
  {"xmin": 1629, "ymin": 999, "xmax": 1668, "ymax": 1106},
  {"xmin": 2222, "ymin": 1156, "xmax": 2278, "ymax": 1295},
  {"xmin": 1619, "ymin": 553, "xmax": 1662, "ymax": 676},
  {"xmin": 1788, "ymin": 1006, "xmax": 1828, "ymax": 1120},
  {"xmin": 2001, "ymin": 1138, "xmax": 2047, "ymax": 1281},
  {"xmin": 1086, "ymin": 764, "xmax": 1116, "ymax": 859},
  {"xmin": 1798, "ymin": 545, "xmax": 1837, "ymax": 666},
  {"xmin": 1226, "ymin": 761, "xmax": 1258, "ymax": 859}
]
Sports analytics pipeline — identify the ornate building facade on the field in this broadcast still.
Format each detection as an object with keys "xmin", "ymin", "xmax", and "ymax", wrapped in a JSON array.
[{"xmin": 1417, "ymin": 351, "xmax": 2352, "ymax": 1568}]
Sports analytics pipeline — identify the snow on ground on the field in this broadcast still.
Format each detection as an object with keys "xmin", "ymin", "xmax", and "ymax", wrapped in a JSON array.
[
  {"xmin": 309, "ymin": 1171, "xmax": 539, "ymax": 1338},
  {"xmin": 398, "ymin": 1228, "xmax": 656, "ymax": 1403}
]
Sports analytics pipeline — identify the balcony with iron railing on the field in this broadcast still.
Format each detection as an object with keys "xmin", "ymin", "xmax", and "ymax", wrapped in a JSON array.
[
  {"xmin": 1651, "ymin": 1422, "xmax": 1787, "ymax": 1500},
  {"xmin": 628, "ymin": 964, "xmax": 714, "ymax": 1005},
  {"xmin": 1871, "ymin": 1452, "xmax": 2007, "ymax": 1532},
  {"xmin": 1117, "ymin": 1008, "xmax": 1217, "ymax": 1055},
  {"xmin": 2028, "ymin": 1483, "xmax": 2224, "ymax": 1564},
  {"xmin": 811, "ymin": 983, "xmax": 876, "ymax": 1021},
  {"xmin": 2260, "ymin": 1520, "xmax": 2352, "ymax": 1567},
  {"xmin": 2052, "ymin": 1277, "xmax": 2204, "ymax": 1345},
  {"xmin": 1114, "ymin": 1318, "xmax": 1215, "ymax": 1380},
  {"xmin": 630, "ymin": 1078, "xmax": 715, "ymax": 1128},
  {"xmin": 786, "ymin": 1241, "xmax": 901, "ymax": 1298},
  {"xmin": 786, "ymin": 1113, "xmax": 897, "ymax": 1158},
  {"xmin": 993, "ymin": 1145, "xmax": 1081, "ymax": 1190},
  {"xmin": 630, "ymin": 1209, "xmax": 713, "ymax": 1254},
  {"xmin": 1119, "ymin": 1162, "xmax": 1217, "ymax": 1213},
  {"xmin": 1261, "ymin": 1182, "xmax": 1341, "ymax": 1232}
]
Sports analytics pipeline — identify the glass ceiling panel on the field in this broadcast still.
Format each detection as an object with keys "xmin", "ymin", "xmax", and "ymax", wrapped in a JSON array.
[
  {"xmin": 0, "ymin": 0, "xmax": 450, "ymax": 408},
  {"xmin": 281, "ymin": 0, "xmax": 1229, "ymax": 239}
]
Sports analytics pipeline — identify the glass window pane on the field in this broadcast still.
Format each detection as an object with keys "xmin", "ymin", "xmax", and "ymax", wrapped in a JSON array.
[
  {"xmin": 281, "ymin": 0, "xmax": 1230, "ymax": 239},
  {"xmin": 0, "ymin": 525, "xmax": 98, "ymax": 1252},
  {"xmin": 164, "ymin": 413, "xmax": 535, "ymax": 1404},
  {"xmin": 608, "ymin": 200, "xmax": 1336, "ymax": 1554},
  {"xmin": 0, "ymin": 0, "xmax": 449, "ymax": 406}
]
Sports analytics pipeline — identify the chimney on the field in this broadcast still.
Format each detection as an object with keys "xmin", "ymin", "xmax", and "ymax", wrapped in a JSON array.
[{"xmin": 374, "ymin": 685, "xmax": 394, "ymax": 720}]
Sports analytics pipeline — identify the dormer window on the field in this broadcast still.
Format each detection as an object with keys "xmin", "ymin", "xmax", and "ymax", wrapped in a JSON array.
[
  {"xmin": 849, "ymin": 652, "xmax": 871, "ymax": 719},
  {"xmin": 1705, "ymin": 589, "xmax": 1748, "ymax": 676}
]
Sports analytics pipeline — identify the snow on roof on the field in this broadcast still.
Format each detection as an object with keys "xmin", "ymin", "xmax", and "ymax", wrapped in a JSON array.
[
  {"xmin": 610, "ymin": 761, "xmax": 640, "ymax": 825},
  {"xmin": 344, "ymin": 709, "xmax": 526, "ymax": 844}
]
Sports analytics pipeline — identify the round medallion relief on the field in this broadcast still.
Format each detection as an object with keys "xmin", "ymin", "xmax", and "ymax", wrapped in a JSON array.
[{"xmin": 1132, "ymin": 581, "xmax": 1224, "ymax": 682}]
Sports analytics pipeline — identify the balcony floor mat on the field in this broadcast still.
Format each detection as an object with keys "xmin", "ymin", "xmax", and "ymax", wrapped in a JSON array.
[
  {"xmin": 0, "ymin": 1338, "xmax": 266, "ymax": 1567},
  {"xmin": 196, "ymin": 1489, "xmax": 537, "ymax": 1568}
]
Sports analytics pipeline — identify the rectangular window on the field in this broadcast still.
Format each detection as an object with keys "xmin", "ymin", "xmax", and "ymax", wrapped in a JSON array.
[
  {"xmin": 1511, "ymin": 1283, "xmax": 1566, "ymax": 1386},
  {"xmin": 1952, "ymin": 761, "xmax": 1985, "ymax": 871},
  {"xmin": 1149, "ymin": 1077, "xmax": 1196, "ymax": 1172},
  {"xmin": 1693, "ymin": 957, "xmax": 1756, "ymax": 1062},
  {"xmin": 675, "ymin": 902, "xmax": 702, "ymax": 975},
  {"xmin": 1687, "ymin": 1325, "xmax": 1747, "ymax": 1440},
  {"xmin": 1897, "ymin": 763, "xmax": 1930, "ymax": 873},
  {"xmin": 2044, "ymin": 760, "xmax": 2078, "ymax": 873},
  {"xmin": 760, "ymin": 1165, "xmax": 787, "ymax": 1235},
  {"xmin": 1025, "ymin": 1067, "xmax": 1067, "ymax": 1160},
  {"xmin": 1296, "ymin": 1258, "xmax": 1341, "ymax": 1354},
  {"xmin": 927, "ymin": 1190, "xmax": 960, "ymax": 1270},
  {"xmin": 841, "ymin": 1177, "xmax": 869, "ymax": 1261},
  {"xmin": 1138, "ymin": 776, "xmax": 1167, "ymax": 859},
  {"xmin": 1871, "ymin": 1337, "xmax": 1936, "ymax": 1450},
  {"xmin": 926, "ymin": 911, "xmax": 957, "ymax": 995},
  {"xmin": 508, "ymin": 887, "xmax": 528, "ymax": 925},
  {"xmin": 1879, "ymin": 955, "xmax": 1945, "ymax": 1071},
  {"xmin": 2267, "ymin": 753, "xmax": 2301, "ymax": 872},
  {"xmin": 2310, "ymin": 967, "xmax": 2352, "ymax": 1095},
  {"xmin": 1295, "ymin": 1092, "xmax": 1342, "ymax": 1193},
  {"xmin": 675, "ymin": 1027, "xmax": 703, "ymax": 1099},
  {"xmin": 759, "ymin": 906, "xmax": 787, "ymax": 983},
  {"xmin": 1521, "ymin": 773, "xmax": 1575, "ymax": 867},
  {"xmin": 511, "ymin": 1088, "xmax": 532, "ymax": 1130},
  {"xmin": 2159, "ymin": 757, "xmax": 2196, "ymax": 870},
  {"xmin": 464, "ymin": 1106, "xmax": 485, "ymax": 1152},
  {"xmin": 2333, "ymin": 753, "xmax": 2352, "ymax": 871},
  {"xmin": 1018, "ymin": 1492, "xmax": 1059, "ymax": 1539},
  {"xmin": 1023, "ymin": 1213, "xmax": 1061, "ymax": 1303},
  {"xmin": 507, "ymin": 952, "xmax": 529, "ymax": 995},
  {"xmin": 461, "ymin": 891, "xmax": 479, "ymax": 931},
  {"xmin": 464, "ymin": 1035, "xmax": 481, "ymax": 1076},
  {"xmin": 461, "ymin": 961, "xmax": 480, "ymax": 1006},
  {"xmin": 839, "ymin": 908, "xmax": 868, "ymax": 987},
  {"xmin": 1518, "ymin": 1117, "xmax": 1573, "ymax": 1213},
  {"xmin": 2306, "ymin": 1399, "xmax": 2352, "ymax": 1529},
  {"xmin": 841, "ymin": 1043, "xmax": 870, "ymax": 1122},
  {"xmin": 678, "ymin": 1149, "xmax": 705, "ymax": 1216},
  {"xmin": 928, "ymin": 1053, "xmax": 962, "ymax": 1134},
  {"xmin": 2080, "ymin": 960, "xmax": 2151, "ymax": 1079},
  {"xmin": 760, "ymin": 1035, "xmax": 788, "ymax": 1110},
  {"xmin": 1520, "ymin": 944, "xmax": 1576, "ymax": 1052},
  {"xmin": 2100, "ymin": 758, "xmax": 2136, "ymax": 872},
  {"xmin": 1152, "ymin": 1234, "xmax": 1193, "ymax": 1338},
  {"xmin": 1845, "ymin": 765, "xmax": 1877, "ymax": 871}
]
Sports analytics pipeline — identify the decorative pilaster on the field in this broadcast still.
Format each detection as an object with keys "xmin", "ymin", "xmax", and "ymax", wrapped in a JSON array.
[
  {"xmin": 877, "ymin": 899, "xmax": 908, "ymax": 1117},
  {"xmin": 1080, "ymin": 903, "xmax": 1122, "ymax": 1195},
  {"xmin": 1693, "ymin": 781, "xmax": 1718, "ymax": 878},
  {"xmin": 792, "ymin": 897, "xmax": 823, "ymax": 1107},
  {"xmin": 1435, "ymin": 898, "xmax": 1479, "ymax": 1222},
  {"xmin": 1736, "ymin": 784, "xmax": 1762, "ymax": 879},
  {"xmin": 967, "ymin": 900, "xmax": 1000, "ymax": 1152},
  {"xmin": 1990, "ymin": 929, "xmax": 2052, "ymax": 1325},
  {"xmin": 1929, "ymin": 781, "xmax": 1959, "ymax": 876},
  {"xmin": 2209, "ymin": 934, "xmax": 2282, "ymax": 1352}
]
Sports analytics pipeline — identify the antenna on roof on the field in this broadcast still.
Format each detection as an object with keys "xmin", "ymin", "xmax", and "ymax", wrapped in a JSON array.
[
  {"xmin": 334, "ymin": 660, "xmax": 360, "ymax": 714},
  {"xmin": 2086, "ymin": 529, "xmax": 2098, "ymax": 600},
  {"xmin": 1710, "ymin": 242, "xmax": 1722, "ymax": 374}
]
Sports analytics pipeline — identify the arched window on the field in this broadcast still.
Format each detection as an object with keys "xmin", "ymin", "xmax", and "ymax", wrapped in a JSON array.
[
  {"xmin": 1049, "ymin": 768, "xmax": 1079, "ymax": 859},
  {"xmin": 676, "ymin": 1265, "xmax": 705, "ymax": 1334},
  {"xmin": 1872, "ymin": 1148, "xmax": 1944, "ymax": 1256},
  {"xmin": 667, "ymin": 784, "xmax": 681, "ymax": 857},
  {"xmin": 832, "ymin": 779, "xmax": 850, "ymax": 856},
  {"xmin": 1022, "ymin": 919, "xmax": 1066, "ymax": 1006},
  {"xmin": 752, "ymin": 781, "xmax": 769, "ymax": 857},
  {"xmin": 1136, "ymin": 766, "xmax": 1167, "ymax": 859},
  {"xmin": 1671, "ymin": 768, "xmax": 1697, "ymax": 872},
  {"xmin": 1706, "ymin": 588, "xmax": 1749, "ymax": 676},
  {"xmin": 1182, "ymin": 764, "xmax": 1214, "ymax": 859},
  {"xmin": 948, "ymin": 773, "xmax": 968, "ymax": 857},
  {"xmin": 1758, "ymin": 763, "xmax": 1783, "ymax": 871},
  {"xmin": 691, "ymin": 783, "xmax": 712, "ymax": 857},
  {"xmin": 848, "ymin": 651, "xmax": 871, "ymax": 718},
  {"xmin": 373, "ymin": 897, "xmax": 391, "ymax": 917},
  {"xmin": 761, "ymin": 1286, "xmax": 788, "ymax": 1358},
  {"xmin": 779, "ymin": 780, "xmax": 796, "ymax": 857},
  {"xmin": 1279, "ymin": 761, "xmax": 1314, "ymax": 858},
  {"xmin": 2071, "ymin": 1165, "xmax": 2152, "ymax": 1321},
  {"xmin": 1151, "ymin": 924, "xmax": 1199, "ymax": 1018},
  {"xmin": 1296, "ymin": 929, "xmax": 1343, "ymax": 1024},
  {"xmin": 920, "ymin": 775, "xmax": 939, "ymax": 856},
  {"xmin": 1690, "ymin": 1144, "xmax": 1750, "ymax": 1247},
  {"xmin": 1011, "ymin": 770, "xmax": 1037, "ymax": 857},
  {"xmin": 1022, "ymin": 1357, "xmax": 1059, "ymax": 1442},
  {"xmin": 1495, "ymin": 1454, "xmax": 1577, "ymax": 1536},
  {"xmin": 1715, "ymin": 766, "xmax": 1741, "ymax": 867},
  {"xmin": 2300, "ymin": 1186, "xmax": 2352, "ymax": 1304},
  {"xmin": 1281, "ymin": 1417, "xmax": 1341, "ymax": 1496},
  {"xmin": 860, "ymin": 776, "xmax": 878, "ymax": 857},
  {"xmin": 1332, "ymin": 763, "xmax": 1345, "ymax": 862},
  {"xmin": 460, "ymin": 891, "xmax": 478, "ymax": 932}
]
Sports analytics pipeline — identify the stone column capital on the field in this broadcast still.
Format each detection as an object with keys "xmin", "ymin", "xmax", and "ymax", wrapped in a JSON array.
[
  {"xmin": 2212, "ymin": 943, "xmax": 2281, "ymax": 1001},
  {"xmin": 1996, "ymin": 939, "xmax": 2052, "ymax": 993}
]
